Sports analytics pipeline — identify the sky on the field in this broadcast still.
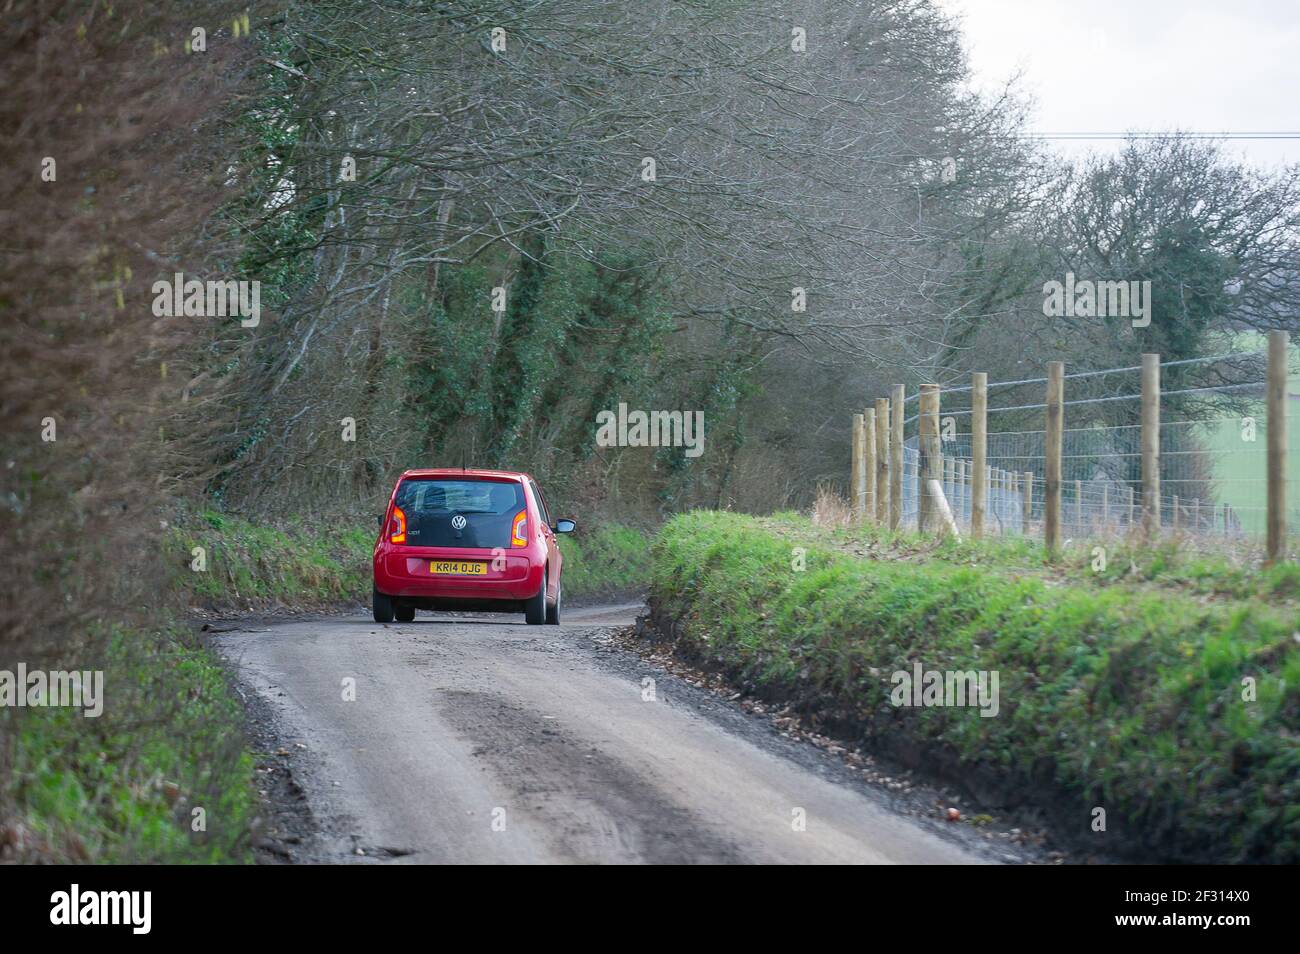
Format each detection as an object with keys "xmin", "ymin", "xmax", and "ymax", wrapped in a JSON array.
[{"xmin": 935, "ymin": 0, "xmax": 1300, "ymax": 169}]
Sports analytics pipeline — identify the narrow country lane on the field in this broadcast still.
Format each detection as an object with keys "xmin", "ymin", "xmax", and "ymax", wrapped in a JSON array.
[{"xmin": 218, "ymin": 604, "xmax": 996, "ymax": 865}]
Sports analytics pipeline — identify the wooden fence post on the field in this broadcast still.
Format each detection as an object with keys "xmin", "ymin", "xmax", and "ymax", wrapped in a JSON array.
[
  {"xmin": 1267, "ymin": 330, "xmax": 1288, "ymax": 563},
  {"xmin": 1009, "ymin": 472, "xmax": 1019, "ymax": 533},
  {"xmin": 919, "ymin": 384, "xmax": 941, "ymax": 533},
  {"xmin": 1192, "ymin": 498, "xmax": 1200, "ymax": 533},
  {"xmin": 1141, "ymin": 353, "xmax": 1161, "ymax": 539},
  {"xmin": 1008, "ymin": 475, "xmax": 1019, "ymax": 535},
  {"xmin": 1006, "ymin": 469, "xmax": 1015, "ymax": 533},
  {"xmin": 863, "ymin": 408, "xmax": 877, "ymax": 525},
  {"xmin": 1001, "ymin": 470, "xmax": 1008, "ymax": 532},
  {"xmin": 875, "ymin": 397, "xmax": 890, "ymax": 525},
  {"xmin": 1127, "ymin": 485, "xmax": 1135, "ymax": 528},
  {"xmin": 1102, "ymin": 484, "xmax": 1109, "ymax": 531},
  {"xmin": 1023, "ymin": 471, "xmax": 1033, "ymax": 534},
  {"xmin": 971, "ymin": 373, "xmax": 987, "ymax": 538},
  {"xmin": 1045, "ymin": 362, "xmax": 1063, "ymax": 554},
  {"xmin": 890, "ymin": 385, "xmax": 905, "ymax": 530},
  {"xmin": 851, "ymin": 414, "xmax": 863, "ymax": 519},
  {"xmin": 1003, "ymin": 470, "xmax": 1012, "ymax": 534},
  {"xmin": 1172, "ymin": 495, "xmax": 1180, "ymax": 532},
  {"xmin": 1074, "ymin": 479, "xmax": 1083, "ymax": 534}
]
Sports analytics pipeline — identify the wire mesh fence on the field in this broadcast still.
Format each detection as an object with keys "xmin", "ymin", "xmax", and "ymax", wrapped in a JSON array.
[{"xmin": 870, "ymin": 339, "xmax": 1297, "ymax": 552}]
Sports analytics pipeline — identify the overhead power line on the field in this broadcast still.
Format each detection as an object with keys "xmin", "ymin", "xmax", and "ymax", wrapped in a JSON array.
[{"xmin": 1016, "ymin": 131, "xmax": 1300, "ymax": 141}]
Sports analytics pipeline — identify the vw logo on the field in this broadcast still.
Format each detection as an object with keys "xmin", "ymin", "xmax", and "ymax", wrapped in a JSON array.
[{"xmin": 451, "ymin": 514, "xmax": 467, "ymax": 530}]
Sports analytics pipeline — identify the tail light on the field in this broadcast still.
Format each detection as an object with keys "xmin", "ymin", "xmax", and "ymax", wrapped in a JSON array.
[
  {"xmin": 389, "ymin": 506, "xmax": 407, "ymax": 544},
  {"xmin": 511, "ymin": 509, "xmax": 527, "ymax": 547}
]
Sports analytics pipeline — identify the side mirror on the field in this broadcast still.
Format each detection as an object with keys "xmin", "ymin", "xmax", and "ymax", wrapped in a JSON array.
[
  {"xmin": 377, "ymin": 513, "xmax": 385, "ymax": 529},
  {"xmin": 554, "ymin": 518, "xmax": 576, "ymax": 534}
]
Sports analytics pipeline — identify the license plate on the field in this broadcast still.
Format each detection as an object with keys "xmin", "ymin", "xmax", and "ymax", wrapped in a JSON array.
[{"xmin": 430, "ymin": 560, "xmax": 488, "ymax": 576}]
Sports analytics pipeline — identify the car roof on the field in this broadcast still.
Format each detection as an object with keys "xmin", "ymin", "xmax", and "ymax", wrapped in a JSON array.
[{"xmin": 398, "ymin": 468, "xmax": 531, "ymax": 482}]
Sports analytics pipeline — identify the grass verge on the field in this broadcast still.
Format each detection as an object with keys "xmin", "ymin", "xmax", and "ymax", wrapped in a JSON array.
[
  {"xmin": 772, "ymin": 508, "xmax": 1300, "ymax": 603},
  {"xmin": 649, "ymin": 510, "xmax": 1300, "ymax": 863},
  {"xmin": 2, "ymin": 626, "xmax": 255, "ymax": 863},
  {"xmin": 174, "ymin": 511, "xmax": 373, "ymax": 610},
  {"xmin": 172, "ymin": 511, "xmax": 651, "ymax": 609},
  {"xmin": 553, "ymin": 523, "xmax": 652, "ymax": 602}
]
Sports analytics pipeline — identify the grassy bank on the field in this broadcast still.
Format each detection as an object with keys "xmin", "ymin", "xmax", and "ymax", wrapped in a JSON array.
[
  {"xmin": 2, "ymin": 626, "xmax": 255, "ymax": 863},
  {"xmin": 649, "ymin": 510, "xmax": 1300, "ymax": 863},
  {"xmin": 174, "ymin": 512, "xmax": 373, "ymax": 610},
  {"xmin": 173, "ymin": 511, "xmax": 650, "ymax": 610},
  {"xmin": 555, "ymin": 523, "xmax": 652, "ymax": 602}
]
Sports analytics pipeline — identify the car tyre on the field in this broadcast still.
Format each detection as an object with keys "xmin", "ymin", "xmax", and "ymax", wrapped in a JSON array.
[
  {"xmin": 373, "ymin": 586, "xmax": 395, "ymax": 623},
  {"xmin": 525, "ymin": 569, "xmax": 547, "ymax": 625},
  {"xmin": 545, "ymin": 578, "xmax": 561, "ymax": 625},
  {"xmin": 395, "ymin": 604, "xmax": 415, "ymax": 622}
]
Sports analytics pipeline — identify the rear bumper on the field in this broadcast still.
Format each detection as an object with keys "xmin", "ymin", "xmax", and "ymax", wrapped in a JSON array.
[{"xmin": 373, "ymin": 545, "xmax": 543, "ymax": 601}]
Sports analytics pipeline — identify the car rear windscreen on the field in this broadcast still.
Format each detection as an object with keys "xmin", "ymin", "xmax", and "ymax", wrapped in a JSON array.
[{"xmin": 393, "ymin": 478, "xmax": 525, "ymax": 549}]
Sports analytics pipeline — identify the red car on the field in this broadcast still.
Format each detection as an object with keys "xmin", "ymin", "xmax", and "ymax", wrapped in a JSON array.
[{"xmin": 372, "ymin": 469, "xmax": 574, "ymax": 625}]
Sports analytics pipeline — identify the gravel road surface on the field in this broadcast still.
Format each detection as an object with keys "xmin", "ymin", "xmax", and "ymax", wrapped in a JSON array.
[{"xmin": 218, "ymin": 604, "xmax": 1001, "ymax": 864}]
